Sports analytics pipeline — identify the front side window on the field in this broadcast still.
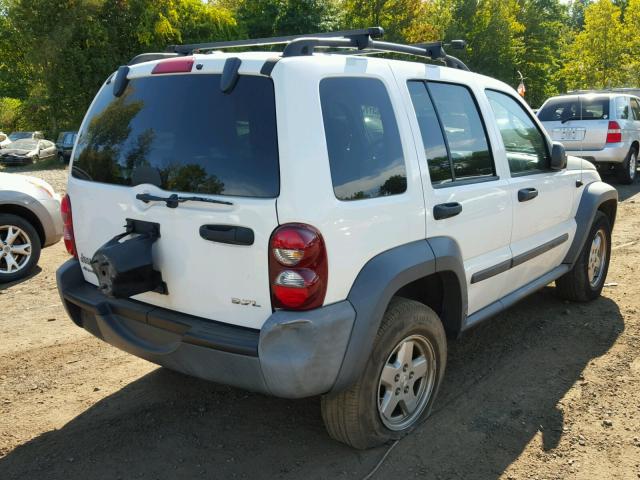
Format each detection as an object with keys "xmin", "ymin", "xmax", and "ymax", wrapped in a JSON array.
[
  {"xmin": 486, "ymin": 90, "xmax": 550, "ymax": 175},
  {"xmin": 320, "ymin": 77, "xmax": 407, "ymax": 201}
]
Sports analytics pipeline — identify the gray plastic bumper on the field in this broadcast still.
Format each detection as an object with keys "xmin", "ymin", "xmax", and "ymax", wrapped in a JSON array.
[{"xmin": 56, "ymin": 259, "xmax": 355, "ymax": 399}]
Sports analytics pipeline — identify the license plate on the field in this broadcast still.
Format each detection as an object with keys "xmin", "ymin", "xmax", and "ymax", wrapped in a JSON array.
[{"xmin": 553, "ymin": 127, "xmax": 585, "ymax": 141}]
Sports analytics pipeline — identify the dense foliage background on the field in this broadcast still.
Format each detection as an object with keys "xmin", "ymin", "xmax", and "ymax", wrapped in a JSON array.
[{"xmin": 0, "ymin": 0, "xmax": 638, "ymax": 137}]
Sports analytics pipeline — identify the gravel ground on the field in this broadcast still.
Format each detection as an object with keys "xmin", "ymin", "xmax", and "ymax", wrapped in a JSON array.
[{"xmin": 0, "ymin": 168, "xmax": 639, "ymax": 480}]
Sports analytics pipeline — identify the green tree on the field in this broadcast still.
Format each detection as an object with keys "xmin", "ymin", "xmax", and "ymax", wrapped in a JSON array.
[
  {"xmin": 623, "ymin": 0, "xmax": 640, "ymax": 85},
  {"xmin": 560, "ymin": 0, "xmax": 626, "ymax": 90},
  {"xmin": 341, "ymin": 0, "xmax": 421, "ymax": 41},
  {"xmin": 516, "ymin": 0, "xmax": 569, "ymax": 106},
  {"xmin": 232, "ymin": 0, "xmax": 340, "ymax": 38},
  {"xmin": 449, "ymin": 0, "xmax": 525, "ymax": 85}
]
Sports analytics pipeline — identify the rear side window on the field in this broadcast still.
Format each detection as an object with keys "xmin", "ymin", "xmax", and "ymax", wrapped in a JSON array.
[
  {"xmin": 538, "ymin": 96, "xmax": 610, "ymax": 121},
  {"xmin": 72, "ymin": 74, "xmax": 279, "ymax": 198},
  {"xmin": 408, "ymin": 81, "xmax": 494, "ymax": 184},
  {"xmin": 631, "ymin": 98, "xmax": 640, "ymax": 120},
  {"xmin": 406, "ymin": 82, "xmax": 451, "ymax": 184},
  {"xmin": 320, "ymin": 77, "xmax": 406, "ymax": 201},
  {"xmin": 615, "ymin": 97, "xmax": 629, "ymax": 119}
]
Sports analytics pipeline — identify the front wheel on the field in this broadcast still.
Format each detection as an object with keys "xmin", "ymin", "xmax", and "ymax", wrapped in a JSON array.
[
  {"xmin": 617, "ymin": 148, "xmax": 637, "ymax": 184},
  {"xmin": 556, "ymin": 211, "xmax": 611, "ymax": 301},
  {"xmin": 321, "ymin": 298, "xmax": 447, "ymax": 449},
  {"xmin": 58, "ymin": 153, "xmax": 65, "ymax": 164}
]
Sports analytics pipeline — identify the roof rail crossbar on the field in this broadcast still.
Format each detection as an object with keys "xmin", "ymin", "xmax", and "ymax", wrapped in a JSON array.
[
  {"xmin": 285, "ymin": 38, "xmax": 469, "ymax": 71},
  {"xmin": 167, "ymin": 27, "xmax": 384, "ymax": 55},
  {"xmin": 164, "ymin": 26, "xmax": 470, "ymax": 71}
]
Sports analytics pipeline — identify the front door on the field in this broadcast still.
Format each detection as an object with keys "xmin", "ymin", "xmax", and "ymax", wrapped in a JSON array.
[{"xmin": 484, "ymin": 89, "xmax": 576, "ymax": 293}]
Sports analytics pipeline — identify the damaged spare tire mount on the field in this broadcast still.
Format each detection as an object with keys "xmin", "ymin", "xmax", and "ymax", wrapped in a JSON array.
[{"xmin": 90, "ymin": 218, "xmax": 167, "ymax": 299}]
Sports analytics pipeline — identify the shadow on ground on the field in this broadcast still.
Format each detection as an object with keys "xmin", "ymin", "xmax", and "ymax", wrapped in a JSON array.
[
  {"xmin": 0, "ymin": 286, "xmax": 623, "ymax": 480},
  {"xmin": 0, "ymin": 266, "xmax": 42, "ymax": 291}
]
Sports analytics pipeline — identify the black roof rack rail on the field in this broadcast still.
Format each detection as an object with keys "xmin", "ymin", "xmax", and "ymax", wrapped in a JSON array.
[
  {"xmin": 167, "ymin": 27, "xmax": 384, "ymax": 55},
  {"xmin": 164, "ymin": 26, "xmax": 470, "ymax": 71}
]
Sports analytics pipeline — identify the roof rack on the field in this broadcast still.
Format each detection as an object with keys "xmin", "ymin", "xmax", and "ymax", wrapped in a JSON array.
[{"xmin": 162, "ymin": 27, "xmax": 470, "ymax": 71}]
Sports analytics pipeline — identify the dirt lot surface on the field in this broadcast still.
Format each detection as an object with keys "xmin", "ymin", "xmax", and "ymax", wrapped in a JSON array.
[{"xmin": 1, "ymin": 168, "xmax": 639, "ymax": 480}]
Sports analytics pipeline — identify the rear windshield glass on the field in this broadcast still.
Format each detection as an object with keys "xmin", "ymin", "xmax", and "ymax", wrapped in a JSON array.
[
  {"xmin": 72, "ymin": 74, "xmax": 279, "ymax": 198},
  {"xmin": 537, "ymin": 96, "xmax": 610, "ymax": 122}
]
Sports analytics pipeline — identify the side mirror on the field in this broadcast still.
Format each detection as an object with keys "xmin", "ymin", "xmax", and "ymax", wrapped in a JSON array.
[{"xmin": 550, "ymin": 142, "xmax": 567, "ymax": 170}]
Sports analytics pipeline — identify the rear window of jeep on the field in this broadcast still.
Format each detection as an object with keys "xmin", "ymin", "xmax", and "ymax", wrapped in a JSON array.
[{"xmin": 71, "ymin": 74, "xmax": 280, "ymax": 198}]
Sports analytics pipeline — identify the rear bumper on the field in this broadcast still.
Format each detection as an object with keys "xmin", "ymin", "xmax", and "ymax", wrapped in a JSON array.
[
  {"xmin": 56, "ymin": 259, "xmax": 355, "ymax": 399},
  {"xmin": 567, "ymin": 143, "xmax": 629, "ymax": 164}
]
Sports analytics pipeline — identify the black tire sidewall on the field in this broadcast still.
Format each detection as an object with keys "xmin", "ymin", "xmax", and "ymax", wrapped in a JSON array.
[
  {"xmin": 618, "ymin": 148, "xmax": 637, "ymax": 184},
  {"xmin": 578, "ymin": 212, "xmax": 612, "ymax": 299},
  {"xmin": 0, "ymin": 214, "xmax": 42, "ymax": 283},
  {"xmin": 354, "ymin": 300, "xmax": 447, "ymax": 446}
]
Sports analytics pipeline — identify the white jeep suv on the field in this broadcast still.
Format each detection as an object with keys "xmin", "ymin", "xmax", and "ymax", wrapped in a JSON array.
[{"xmin": 56, "ymin": 28, "xmax": 618, "ymax": 449}]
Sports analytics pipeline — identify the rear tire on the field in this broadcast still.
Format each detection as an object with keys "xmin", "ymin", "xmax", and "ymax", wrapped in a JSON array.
[
  {"xmin": 0, "ymin": 214, "xmax": 41, "ymax": 283},
  {"xmin": 616, "ymin": 147, "xmax": 637, "ymax": 184},
  {"xmin": 556, "ymin": 211, "xmax": 611, "ymax": 302},
  {"xmin": 321, "ymin": 298, "xmax": 447, "ymax": 449},
  {"xmin": 58, "ymin": 153, "xmax": 65, "ymax": 164}
]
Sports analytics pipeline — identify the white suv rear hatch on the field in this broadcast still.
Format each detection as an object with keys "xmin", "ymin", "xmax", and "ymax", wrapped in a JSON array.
[{"xmin": 68, "ymin": 68, "xmax": 279, "ymax": 329}]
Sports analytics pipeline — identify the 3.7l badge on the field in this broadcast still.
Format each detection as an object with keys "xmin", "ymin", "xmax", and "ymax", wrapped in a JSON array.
[{"xmin": 231, "ymin": 298, "xmax": 261, "ymax": 307}]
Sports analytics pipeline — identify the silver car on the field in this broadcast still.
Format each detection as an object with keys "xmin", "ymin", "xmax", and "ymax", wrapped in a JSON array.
[
  {"xmin": 0, "ymin": 172, "xmax": 63, "ymax": 282},
  {"xmin": 537, "ymin": 93, "xmax": 640, "ymax": 184}
]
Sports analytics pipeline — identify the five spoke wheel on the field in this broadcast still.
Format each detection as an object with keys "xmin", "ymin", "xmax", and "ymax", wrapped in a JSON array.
[
  {"xmin": 377, "ymin": 334, "xmax": 436, "ymax": 431},
  {"xmin": 587, "ymin": 228, "xmax": 607, "ymax": 288},
  {"xmin": 0, "ymin": 225, "xmax": 32, "ymax": 274}
]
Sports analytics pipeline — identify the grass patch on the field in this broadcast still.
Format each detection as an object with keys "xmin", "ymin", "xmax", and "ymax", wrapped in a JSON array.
[{"xmin": 0, "ymin": 156, "xmax": 67, "ymax": 173}]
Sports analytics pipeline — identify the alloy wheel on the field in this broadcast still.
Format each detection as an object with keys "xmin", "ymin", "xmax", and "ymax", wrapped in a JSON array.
[
  {"xmin": 377, "ymin": 334, "xmax": 437, "ymax": 431},
  {"xmin": 0, "ymin": 225, "xmax": 32, "ymax": 275},
  {"xmin": 587, "ymin": 228, "xmax": 607, "ymax": 288}
]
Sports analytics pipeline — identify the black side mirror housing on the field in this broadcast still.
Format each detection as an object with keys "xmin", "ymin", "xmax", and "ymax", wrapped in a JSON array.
[{"xmin": 550, "ymin": 142, "xmax": 567, "ymax": 171}]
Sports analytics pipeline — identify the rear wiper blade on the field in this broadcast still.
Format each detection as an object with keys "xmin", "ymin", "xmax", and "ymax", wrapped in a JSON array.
[
  {"xmin": 561, "ymin": 115, "xmax": 579, "ymax": 124},
  {"xmin": 136, "ymin": 193, "xmax": 233, "ymax": 208}
]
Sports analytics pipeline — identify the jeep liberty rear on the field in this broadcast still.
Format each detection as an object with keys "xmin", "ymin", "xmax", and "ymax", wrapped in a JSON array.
[{"xmin": 57, "ymin": 28, "xmax": 618, "ymax": 450}]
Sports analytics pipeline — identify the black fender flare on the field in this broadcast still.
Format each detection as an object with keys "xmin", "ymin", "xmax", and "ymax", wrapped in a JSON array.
[
  {"xmin": 563, "ymin": 181, "xmax": 618, "ymax": 266},
  {"xmin": 331, "ymin": 237, "xmax": 466, "ymax": 392}
]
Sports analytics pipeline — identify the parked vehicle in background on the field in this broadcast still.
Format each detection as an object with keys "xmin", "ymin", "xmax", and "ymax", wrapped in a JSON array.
[
  {"xmin": 0, "ymin": 172, "xmax": 62, "ymax": 282},
  {"xmin": 8, "ymin": 131, "xmax": 44, "ymax": 142},
  {"xmin": 56, "ymin": 27, "xmax": 617, "ymax": 449},
  {"xmin": 0, "ymin": 139, "xmax": 57, "ymax": 165},
  {"xmin": 537, "ymin": 93, "xmax": 640, "ymax": 184},
  {"xmin": 55, "ymin": 131, "xmax": 77, "ymax": 163},
  {"xmin": 570, "ymin": 87, "xmax": 640, "ymax": 99},
  {"xmin": 0, "ymin": 132, "xmax": 11, "ymax": 148}
]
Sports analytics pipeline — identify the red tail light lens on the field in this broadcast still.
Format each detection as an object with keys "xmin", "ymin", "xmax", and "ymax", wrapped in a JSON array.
[
  {"xmin": 269, "ymin": 224, "xmax": 328, "ymax": 310},
  {"xmin": 152, "ymin": 57, "xmax": 194, "ymax": 74},
  {"xmin": 606, "ymin": 121, "xmax": 622, "ymax": 143},
  {"xmin": 60, "ymin": 194, "xmax": 77, "ymax": 258}
]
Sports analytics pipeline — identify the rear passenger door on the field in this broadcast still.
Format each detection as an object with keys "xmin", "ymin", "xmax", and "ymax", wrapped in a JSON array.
[
  {"xmin": 403, "ymin": 79, "xmax": 513, "ymax": 316},
  {"xmin": 485, "ymin": 89, "xmax": 576, "ymax": 293}
]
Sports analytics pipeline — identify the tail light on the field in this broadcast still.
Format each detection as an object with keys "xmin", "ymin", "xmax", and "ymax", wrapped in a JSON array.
[
  {"xmin": 269, "ymin": 224, "xmax": 328, "ymax": 310},
  {"xmin": 606, "ymin": 121, "xmax": 622, "ymax": 143},
  {"xmin": 60, "ymin": 194, "xmax": 77, "ymax": 258}
]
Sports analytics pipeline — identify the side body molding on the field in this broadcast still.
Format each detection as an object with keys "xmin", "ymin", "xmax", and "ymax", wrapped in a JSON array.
[
  {"xmin": 563, "ymin": 181, "xmax": 618, "ymax": 266},
  {"xmin": 332, "ymin": 237, "xmax": 466, "ymax": 392}
]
